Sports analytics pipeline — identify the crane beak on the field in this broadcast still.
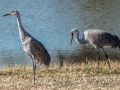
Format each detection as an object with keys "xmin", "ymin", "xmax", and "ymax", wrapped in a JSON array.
[
  {"xmin": 2, "ymin": 13, "xmax": 11, "ymax": 17},
  {"xmin": 70, "ymin": 32, "xmax": 74, "ymax": 45},
  {"xmin": 70, "ymin": 36, "xmax": 73, "ymax": 45}
]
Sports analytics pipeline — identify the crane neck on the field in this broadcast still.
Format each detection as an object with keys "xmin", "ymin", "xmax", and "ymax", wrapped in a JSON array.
[
  {"xmin": 16, "ymin": 14, "xmax": 29, "ymax": 42},
  {"xmin": 74, "ymin": 31, "xmax": 88, "ymax": 44}
]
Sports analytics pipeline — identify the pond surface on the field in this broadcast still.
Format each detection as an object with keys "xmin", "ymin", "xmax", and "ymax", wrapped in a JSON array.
[{"xmin": 0, "ymin": 0, "xmax": 120, "ymax": 67}]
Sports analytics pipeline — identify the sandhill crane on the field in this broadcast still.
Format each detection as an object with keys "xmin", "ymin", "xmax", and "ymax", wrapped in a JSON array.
[
  {"xmin": 3, "ymin": 10, "xmax": 50, "ymax": 84},
  {"xmin": 70, "ymin": 28, "xmax": 120, "ymax": 70}
]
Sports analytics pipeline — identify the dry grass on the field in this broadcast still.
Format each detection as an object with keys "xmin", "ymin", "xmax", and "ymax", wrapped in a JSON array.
[{"xmin": 0, "ymin": 60, "xmax": 120, "ymax": 90}]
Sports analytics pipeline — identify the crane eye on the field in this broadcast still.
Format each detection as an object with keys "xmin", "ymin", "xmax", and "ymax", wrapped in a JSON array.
[{"xmin": 11, "ymin": 10, "xmax": 16, "ymax": 13}]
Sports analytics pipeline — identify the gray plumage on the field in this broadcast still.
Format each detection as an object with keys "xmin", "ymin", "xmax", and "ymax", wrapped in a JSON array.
[
  {"xmin": 3, "ymin": 10, "xmax": 50, "ymax": 84},
  {"xmin": 70, "ymin": 28, "xmax": 120, "ymax": 70}
]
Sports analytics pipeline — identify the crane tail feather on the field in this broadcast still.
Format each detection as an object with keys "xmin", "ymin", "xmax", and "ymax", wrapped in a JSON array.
[{"xmin": 111, "ymin": 35, "xmax": 120, "ymax": 49}]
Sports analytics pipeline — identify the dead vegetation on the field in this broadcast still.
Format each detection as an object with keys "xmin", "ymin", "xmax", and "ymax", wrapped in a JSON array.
[{"xmin": 0, "ymin": 60, "xmax": 120, "ymax": 90}]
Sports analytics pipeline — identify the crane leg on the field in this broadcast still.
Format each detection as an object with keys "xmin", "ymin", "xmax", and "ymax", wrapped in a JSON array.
[
  {"xmin": 102, "ymin": 48, "xmax": 111, "ymax": 70},
  {"xmin": 95, "ymin": 46, "xmax": 100, "ymax": 71},
  {"xmin": 102, "ymin": 48, "xmax": 108, "ymax": 59},
  {"xmin": 97, "ymin": 51, "xmax": 100, "ymax": 70},
  {"xmin": 97, "ymin": 52, "xmax": 100, "ymax": 60},
  {"xmin": 32, "ymin": 59, "xmax": 36, "ymax": 84}
]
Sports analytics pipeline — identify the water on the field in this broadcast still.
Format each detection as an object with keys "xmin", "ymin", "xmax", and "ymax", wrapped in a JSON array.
[{"xmin": 0, "ymin": 0, "xmax": 120, "ymax": 67}]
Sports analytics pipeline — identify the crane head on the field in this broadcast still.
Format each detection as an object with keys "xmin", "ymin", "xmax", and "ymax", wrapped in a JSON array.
[
  {"xmin": 2, "ymin": 10, "xmax": 18, "ymax": 17},
  {"xmin": 70, "ymin": 31, "xmax": 74, "ymax": 45}
]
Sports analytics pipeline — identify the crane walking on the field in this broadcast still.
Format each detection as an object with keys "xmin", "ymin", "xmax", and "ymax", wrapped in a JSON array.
[
  {"xmin": 3, "ymin": 10, "xmax": 50, "ymax": 84},
  {"xmin": 70, "ymin": 28, "xmax": 120, "ymax": 70}
]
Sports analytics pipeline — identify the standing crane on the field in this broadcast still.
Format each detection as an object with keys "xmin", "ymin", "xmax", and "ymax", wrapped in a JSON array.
[
  {"xmin": 70, "ymin": 28, "xmax": 120, "ymax": 70},
  {"xmin": 3, "ymin": 10, "xmax": 51, "ymax": 84}
]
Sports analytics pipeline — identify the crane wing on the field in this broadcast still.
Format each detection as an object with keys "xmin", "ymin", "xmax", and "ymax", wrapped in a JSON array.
[{"xmin": 31, "ymin": 39, "xmax": 48, "ymax": 54}]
